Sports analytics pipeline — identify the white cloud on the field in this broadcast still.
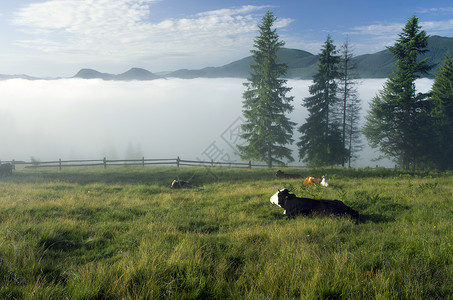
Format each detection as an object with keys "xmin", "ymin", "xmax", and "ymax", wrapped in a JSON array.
[
  {"xmin": 350, "ymin": 22, "xmax": 403, "ymax": 37},
  {"xmin": 11, "ymin": 1, "xmax": 292, "ymax": 71},
  {"xmin": 418, "ymin": 7, "xmax": 453, "ymax": 14},
  {"xmin": 13, "ymin": 0, "xmax": 156, "ymax": 51},
  {"xmin": 0, "ymin": 78, "xmax": 247, "ymax": 161},
  {"xmin": 420, "ymin": 19, "xmax": 453, "ymax": 33},
  {"xmin": 1, "ymin": 78, "xmax": 423, "ymax": 167},
  {"xmin": 343, "ymin": 23, "xmax": 401, "ymax": 54},
  {"xmin": 351, "ymin": 18, "xmax": 453, "ymax": 37}
]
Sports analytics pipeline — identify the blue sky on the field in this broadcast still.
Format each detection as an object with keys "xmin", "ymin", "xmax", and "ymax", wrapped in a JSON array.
[{"xmin": 1, "ymin": 0, "xmax": 453, "ymax": 77}]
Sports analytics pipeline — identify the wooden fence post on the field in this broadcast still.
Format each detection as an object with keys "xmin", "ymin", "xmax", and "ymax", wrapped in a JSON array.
[
  {"xmin": 142, "ymin": 156, "xmax": 145, "ymax": 167},
  {"xmin": 103, "ymin": 157, "xmax": 107, "ymax": 169},
  {"xmin": 176, "ymin": 156, "xmax": 180, "ymax": 168},
  {"xmin": 248, "ymin": 160, "xmax": 251, "ymax": 169},
  {"xmin": 59, "ymin": 158, "xmax": 62, "ymax": 171}
]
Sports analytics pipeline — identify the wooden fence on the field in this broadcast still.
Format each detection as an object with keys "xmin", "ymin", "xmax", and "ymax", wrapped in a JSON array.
[{"xmin": 1, "ymin": 157, "xmax": 282, "ymax": 170}]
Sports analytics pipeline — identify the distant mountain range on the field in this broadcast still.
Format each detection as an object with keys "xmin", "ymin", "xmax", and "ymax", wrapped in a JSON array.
[
  {"xmin": 167, "ymin": 35, "xmax": 453, "ymax": 79},
  {"xmin": 73, "ymin": 67, "xmax": 162, "ymax": 80},
  {"xmin": 2, "ymin": 35, "xmax": 453, "ymax": 81}
]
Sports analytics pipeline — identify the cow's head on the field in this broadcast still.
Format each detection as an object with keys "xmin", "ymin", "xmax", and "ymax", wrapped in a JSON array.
[
  {"xmin": 270, "ymin": 189, "xmax": 293, "ymax": 215},
  {"xmin": 278, "ymin": 189, "xmax": 293, "ymax": 207},
  {"xmin": 270, "ymin": 189, "xmax": 294, "ymax": 208},
  {"xmin": 270, "ymin": 190, "xmax": 281, "ymax": 206},
  {"xmin": 320, "ymin": 176, "xmax": 328, "ymax": 187}
]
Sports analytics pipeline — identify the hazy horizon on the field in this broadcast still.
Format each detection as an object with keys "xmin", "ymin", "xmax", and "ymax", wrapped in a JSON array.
[{"xmin": 0, "ymin": 78, "xmax": 433, "ymax": 168}]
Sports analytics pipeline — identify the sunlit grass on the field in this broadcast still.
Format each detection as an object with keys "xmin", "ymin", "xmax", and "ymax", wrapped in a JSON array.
[{"xmin": 0, "ymin": 166, "xmax": 452, "ymax": 298}]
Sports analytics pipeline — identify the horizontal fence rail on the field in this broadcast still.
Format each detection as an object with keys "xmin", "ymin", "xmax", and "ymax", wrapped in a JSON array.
[{"xmin": 1, "ymin": 157, "xmax": 302, "ymax": 170}]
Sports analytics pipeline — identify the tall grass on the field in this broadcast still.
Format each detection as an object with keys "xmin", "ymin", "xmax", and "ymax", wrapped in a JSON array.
[{"xmin": 0, "ymin": 166, "xmax": 451, "ymax": 299}]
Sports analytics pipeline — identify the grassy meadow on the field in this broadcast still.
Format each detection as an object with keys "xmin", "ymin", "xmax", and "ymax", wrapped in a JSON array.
[{"xmin": 0, "ymin": 166, "xmax": 452, "ymax": 299}]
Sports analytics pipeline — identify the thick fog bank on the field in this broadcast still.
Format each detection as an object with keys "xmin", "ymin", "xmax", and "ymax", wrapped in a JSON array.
[{"xmin": 0, "ymin": 78, "xmax": 433, "ymax": 167}]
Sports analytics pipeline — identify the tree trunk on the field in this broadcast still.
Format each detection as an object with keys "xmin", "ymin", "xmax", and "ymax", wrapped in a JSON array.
[{"xmin": 268, "ymin": 143, "xmax": 272, "ymax": 168}]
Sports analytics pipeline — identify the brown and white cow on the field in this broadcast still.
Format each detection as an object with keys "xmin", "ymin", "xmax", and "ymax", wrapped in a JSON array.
[{"xmin": 303, "ymin": 175, "xmax": 328, "ymax": 187}]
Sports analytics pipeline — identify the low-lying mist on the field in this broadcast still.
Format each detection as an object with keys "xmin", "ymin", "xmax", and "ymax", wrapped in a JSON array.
[{"xmin": 0, "ymin": 77, "xmax": 433, "ymax": 167}]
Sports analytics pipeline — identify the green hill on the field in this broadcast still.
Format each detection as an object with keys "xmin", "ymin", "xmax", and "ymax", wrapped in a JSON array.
[
  {"xmin": 354, "ymin": 35, "xmax": 453, "ymax": 78},
  {"xmin": 420, "ymin": 35, "xmax": 453, "ymax": 74},
  {"xmin": 168, "ymin": 48, "xmax": 318, "ymax": 79},
  {"xmin": 278, "ymin": 48, "xmax": 319, "ymax": 79},
  {"xmin": 168, "ymin": 35, "xmax": 453, "ymax": 79},
  {"xmin": 354, "ymin": 50, "xmax": 396, "ymax": 78}
]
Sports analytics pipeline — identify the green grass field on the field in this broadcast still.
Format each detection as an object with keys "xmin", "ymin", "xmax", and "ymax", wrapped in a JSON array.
[{"xmin": 0, "ymin": 166, "xmax": 452, "ymax": 299}]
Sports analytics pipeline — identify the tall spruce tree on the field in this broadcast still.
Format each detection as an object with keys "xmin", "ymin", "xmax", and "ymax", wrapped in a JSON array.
[
  {"xmin": 239, "ymin": 11, "xmax": 295, "ymax": 167},
  {"xmin": 338, "ymin": 37, "xmax": 362, "ymax": 167},
  {"xmin": 297, "ymin": 35, "xmax": 347, "ymax": 166},
  {"xmin": 429, "ymin": 54, "xmax": 453, "ymax": 170},
  {"xmin": 363, "ymin": 15, "xmax": 433, "ymax": 170}
]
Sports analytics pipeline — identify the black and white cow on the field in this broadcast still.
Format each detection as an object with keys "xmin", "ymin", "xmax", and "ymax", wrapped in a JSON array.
[
  {"xmin": 270, "ymin": 189, "xmax": 358, "ymax": 219},
  {"xmin": 0, "ymin": 163, "xmax": 13, "ymax": 177}
]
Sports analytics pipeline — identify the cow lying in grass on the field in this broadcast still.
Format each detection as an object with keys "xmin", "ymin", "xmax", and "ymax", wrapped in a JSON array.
[
  {"xmin": 275, "ymin": 170, "xmax": 303, "ymax": 179},
  {"xmin": 170, "ymin": 179, "xmax": 193, "ymax": 189},
  {"xmin": 303, "ymin": 175, "xmax": 328, "ymax": 187},
  {"xmin": 0, "ymin": 163, "xmax": 13, "ymax": 177},
  {"xmin": 270, "ymin": 189, "xmax": 358, "ymax": 220}
]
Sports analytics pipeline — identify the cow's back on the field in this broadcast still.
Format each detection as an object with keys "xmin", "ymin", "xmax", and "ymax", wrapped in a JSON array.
[
  {"xmin": 303, "ymin": 176, "xmax": 320, "ymax": 184},
  {"xmin": 277, "ymin": 170, "xmax": 302, "ymax": 179},
  {"xmin": 313, "ymin": 199, "xmax": 358, "ymax": 219},
  {"xmin": 283, "ymin": 197, "xmax": 358, "ymax": 219},
  {"xmin": 283, "ymin": 197, "xmax": 318, "ymax": 217}
]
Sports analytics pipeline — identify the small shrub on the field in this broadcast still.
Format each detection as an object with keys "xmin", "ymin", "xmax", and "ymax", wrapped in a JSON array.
[{"xmin": 418, "ymin": 182, "xmax": 438, "ymax": 191}]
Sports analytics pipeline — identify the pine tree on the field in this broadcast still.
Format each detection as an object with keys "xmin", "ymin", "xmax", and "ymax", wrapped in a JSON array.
[
  {"xmin": 338, "ymin": 37, "xmax": 362, "ymax": 167},
  {"xmin": 239, "ymin": 11, "xmax": 295, "ymax": 167},
  {"xmin": 297, "ymin": 35, "xmax": 347, "ymax": 166},
  {"xmin": 363, "ymin": 15, "xmax": 433, "ymax": 170},
  {"xmin": 429, "ymin": 54, "xmax": 453, "ymax": 170}
]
